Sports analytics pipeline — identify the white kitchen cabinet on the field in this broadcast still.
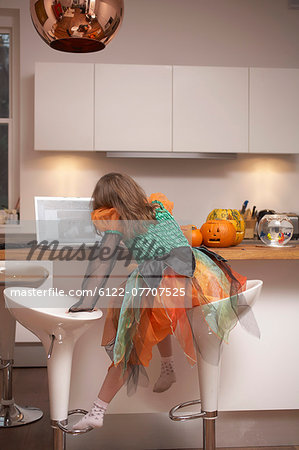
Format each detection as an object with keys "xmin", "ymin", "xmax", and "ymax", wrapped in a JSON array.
[
  {"xmin": 94, "ymin": 64, "xmax": 172, "ymax": 152},
  {"xmin": 249, "ymin": 68, "xmax": 299, "ymax": 153},
  {"xmin": 173, "ymin": 66, "xmax": 249, "ymax": 153},
  {"xmin": 34, "ymin": 63, "xmax": 299, "ymax": 155},
  {"xmin": 34, "ymin": 62, "xmax": 94, "ymax": 151}
]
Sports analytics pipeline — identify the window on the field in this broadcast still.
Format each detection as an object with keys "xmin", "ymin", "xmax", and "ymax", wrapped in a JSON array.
[
  {"xmin": 0, "ymin": 31, "xmax": 10, "ymax": 208},
  {"xmin": 0, "ymin": 13, "xmax": 19, "ymax": 212}
]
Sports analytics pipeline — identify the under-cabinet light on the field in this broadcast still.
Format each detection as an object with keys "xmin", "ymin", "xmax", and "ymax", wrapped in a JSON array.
[{"xmin": 105, "ymin": 152, "xmax": 237, "ymax": 159}]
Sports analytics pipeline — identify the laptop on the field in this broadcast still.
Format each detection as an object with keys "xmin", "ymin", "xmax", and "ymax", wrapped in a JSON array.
[{"xmin": 34, "ymin": 196, "xmax": 99, "ymax": 248}]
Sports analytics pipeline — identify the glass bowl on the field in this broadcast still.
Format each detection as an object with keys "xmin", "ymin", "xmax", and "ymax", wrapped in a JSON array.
[{"xmin": 258, "ymin": 214, "xmax": 293, "ymax": 247}]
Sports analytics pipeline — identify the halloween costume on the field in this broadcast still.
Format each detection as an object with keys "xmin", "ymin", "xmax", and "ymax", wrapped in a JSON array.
[{"xmin": 70, "ymin": 194, "xmax": 252, "ymax": 394}]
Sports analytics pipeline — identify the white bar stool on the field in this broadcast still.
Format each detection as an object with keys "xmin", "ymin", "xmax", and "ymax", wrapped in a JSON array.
[
  {"xmin": 169, "ymin": 280, "xmax": 263, "ymax": 450},
  {"xmin": 0, "ymin": 263, "xmax": 49, "ymax": 427},
  {"xmin": 4, "ymin": 286, "xmax": 103, "ymax": 450}
]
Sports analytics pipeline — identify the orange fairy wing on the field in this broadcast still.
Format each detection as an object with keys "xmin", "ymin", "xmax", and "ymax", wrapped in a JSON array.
[
  {"xmin": 148, "ymin": 192, "xmax": 174, "ymax": 214},
  {"xmin": 91, "ymin": 207, "xmax": 122, "ymax": 233}
]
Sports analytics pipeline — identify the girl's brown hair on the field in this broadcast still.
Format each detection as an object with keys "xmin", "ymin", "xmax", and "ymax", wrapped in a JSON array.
[{"xmin": 92, "ymin": 173, "xmax": 157, "ymax": 234}]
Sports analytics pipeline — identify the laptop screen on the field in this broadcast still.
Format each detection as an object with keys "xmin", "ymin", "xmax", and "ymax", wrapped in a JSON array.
[{"xmin": 34, "ymin": 196, "xmax": 98, "ymax": 246}]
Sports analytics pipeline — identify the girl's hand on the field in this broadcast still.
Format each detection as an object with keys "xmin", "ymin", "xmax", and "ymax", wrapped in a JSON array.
[
  {"xmin": 67, "ymin": 299, "xmax": 98, "ymax": 313},
  {"xmin": 67, "ymin": 306, "xmax": 98, "ymax": 313}
]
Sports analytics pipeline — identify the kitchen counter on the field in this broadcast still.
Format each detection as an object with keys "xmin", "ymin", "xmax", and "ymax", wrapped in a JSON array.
[
  {"xmin": 213, "ymin": 240, "xmax": 299, "ymax": 260},
  {"xmin": 1, "ymin": 241, "xmax": 299, "ymax": 261}
]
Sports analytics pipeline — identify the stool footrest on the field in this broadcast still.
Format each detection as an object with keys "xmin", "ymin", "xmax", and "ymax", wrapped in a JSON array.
[
  {"xmin": 0, "ymin": 359, "xmax": 12, "ymax": 370},
  {"xmin": 169, "ymin": 399, "xmax": 206, "ymax": 422},
  {"xmin": 55, "ymin": 409, "xmax": 93, "ymax": 435}
]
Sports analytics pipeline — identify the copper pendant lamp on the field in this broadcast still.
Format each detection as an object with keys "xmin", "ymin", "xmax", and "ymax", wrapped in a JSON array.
[{"xmin": 30, "ymin": 0, "xmax": 124, "ymax": 53}]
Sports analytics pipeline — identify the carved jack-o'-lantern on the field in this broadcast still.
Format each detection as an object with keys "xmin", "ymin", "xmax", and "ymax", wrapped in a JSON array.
[
  {"xmin": 207, "ymin": 209, "xmax": 245, "ymax": 245},
  {"xmin": 200, "ymin": 220, "xmax": 236, "ymax": 248}
]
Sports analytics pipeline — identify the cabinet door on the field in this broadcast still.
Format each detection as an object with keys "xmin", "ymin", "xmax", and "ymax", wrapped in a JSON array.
[
  {"xmin": 94, "ymin": 64, "xmax": 172, "ymax": 152},
  {"xmin": 35, "ymin": 63, "xmax": 94, "ymax": 151},
  {"xmin": 173, "ymin": 66, "xmax": 248, "ymax": 153},
  {"xmin": 250, "ymin": 68, "xmax": 299, "ymax": 153}
]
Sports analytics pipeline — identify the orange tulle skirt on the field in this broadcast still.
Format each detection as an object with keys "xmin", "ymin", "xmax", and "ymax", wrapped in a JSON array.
[{"xmin": 101, "ymin": 255, "xmax": 246, "ymax": 369}]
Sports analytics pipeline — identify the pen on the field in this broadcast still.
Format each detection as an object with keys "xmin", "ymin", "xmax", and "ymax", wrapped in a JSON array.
[{"xmin": 241, "ymin": 200, "xmax": 249, "ymax": 214}]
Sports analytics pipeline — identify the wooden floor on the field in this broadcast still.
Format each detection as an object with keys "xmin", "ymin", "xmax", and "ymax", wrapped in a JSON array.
[{"xmin": 0, "ymin": 368, "xmax": 298, "ymax": 450}]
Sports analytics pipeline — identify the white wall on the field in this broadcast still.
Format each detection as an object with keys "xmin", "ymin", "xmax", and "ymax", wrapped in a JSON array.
[{"xmin": 1, "ymin": 0, "xmax": 299, "ymax": 223}]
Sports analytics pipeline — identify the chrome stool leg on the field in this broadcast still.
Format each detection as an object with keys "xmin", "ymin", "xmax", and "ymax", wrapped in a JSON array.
[
  {"xmin": 52, "ymin": 420, "xmax": 67, "ymax": 450},
  {"xmin": 203, "ymin": 411, "xmax": 217, "ymax": 450},
  {"xmin": 0, "ymin": 358, "xmax": 43, "ymax": 427}
]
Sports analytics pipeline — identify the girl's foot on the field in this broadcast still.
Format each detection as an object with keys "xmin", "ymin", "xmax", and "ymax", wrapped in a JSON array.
[
  {"xmin": 153, "ymin": 356, "xmax": 176, "ymax": 393},
  {"xmin": 72, "ymin": 398, "xmax": 108, "ymax": 430}
]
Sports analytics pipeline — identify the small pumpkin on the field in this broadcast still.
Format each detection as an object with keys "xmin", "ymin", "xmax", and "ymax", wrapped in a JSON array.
[
  {"xmin": 200, "ymin": 220, "xmax": 236, "ymax": 248},
  {"xmin": 181, "ymin": 225, "xmax": 203, "ymax": 247},
  {"xmin": 207, "ymin": 209, "xmax": 245, "ymax": 245}
]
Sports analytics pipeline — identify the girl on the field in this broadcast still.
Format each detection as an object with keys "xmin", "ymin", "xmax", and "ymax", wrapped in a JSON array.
[{"xmin": 69, "ymin": 172, "xmax": 249, "ymax": 431}]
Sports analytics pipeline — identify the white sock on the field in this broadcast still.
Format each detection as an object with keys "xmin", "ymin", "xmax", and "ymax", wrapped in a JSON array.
[
  {"xmin": 153, "ymin": 356, "xmax": 176, "ymax": 393},
  {"xmin": 72, "ymin": 398, "xmax": 108, "ymax": 431}
]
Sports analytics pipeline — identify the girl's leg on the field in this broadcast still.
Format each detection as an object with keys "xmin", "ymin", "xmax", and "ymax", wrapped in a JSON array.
[
  {"xmin": 73, "ymin": 364, "xmax": 130, "ymax": 430},
  {"xmin": 98, "ymin": 363, "xmax": 130, "ymax": 403},
  {"xmin": 157, "ymin": 334, "xmax": 173, "ymax": 357},
  {"xmin": 154, "ymin": 335, "xmax": 176, "ymax": 393}
]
